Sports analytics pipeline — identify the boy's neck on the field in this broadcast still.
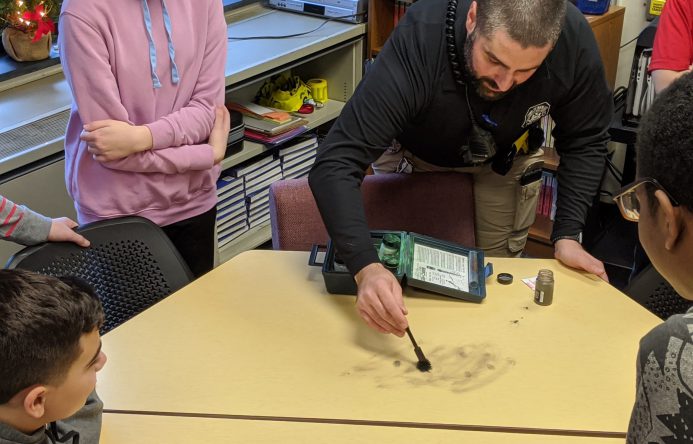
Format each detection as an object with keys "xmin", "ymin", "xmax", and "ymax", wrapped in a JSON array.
[{"xmin": 0, "ymin": 406, "xmax": 45, "ymax": 436}]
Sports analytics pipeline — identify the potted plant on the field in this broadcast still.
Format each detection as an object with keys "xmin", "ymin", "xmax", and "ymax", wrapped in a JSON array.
[{"xmin": 0, "ymin": 0, "xmax": 59, "ymax": 62}]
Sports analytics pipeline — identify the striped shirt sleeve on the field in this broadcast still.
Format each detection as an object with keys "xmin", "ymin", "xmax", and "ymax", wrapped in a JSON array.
[{"xmin": 0, "ymin": 196, "xmax": 52, "ymax": 245}]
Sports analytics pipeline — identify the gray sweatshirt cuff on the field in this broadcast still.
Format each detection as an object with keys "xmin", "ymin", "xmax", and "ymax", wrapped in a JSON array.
[{"xmin": 11, "ymin": 206, "xmax": 51, "ymax": 245}]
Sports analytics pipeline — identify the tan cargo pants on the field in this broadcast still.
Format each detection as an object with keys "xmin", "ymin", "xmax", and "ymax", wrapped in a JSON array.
[{"xmin": 372, "ymin": 147, "xmax": 545, "ymax": 258}]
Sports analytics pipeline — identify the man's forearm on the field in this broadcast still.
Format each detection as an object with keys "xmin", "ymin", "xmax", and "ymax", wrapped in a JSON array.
[{"xmin": 653, "ymin": 69, "xmax": 691, "ymax": 94}]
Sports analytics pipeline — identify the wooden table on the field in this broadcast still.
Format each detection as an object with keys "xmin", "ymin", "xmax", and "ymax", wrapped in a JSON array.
[
  {"xmin": 100, "ymin": 413, "xmax": 627, "ymax": 444},
  {"xmin": 97, "ymin": 251, "xmax": 659, "ymax": 439}
]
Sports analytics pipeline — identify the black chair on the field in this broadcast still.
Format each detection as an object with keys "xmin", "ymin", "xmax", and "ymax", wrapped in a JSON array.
[
  {"xmin": 5, "ymin": 216, "xmax": 193, "ymax": 334},
  {"xmin": 625, "ymin": 264, "xmax": 692, "ymax": 320}
]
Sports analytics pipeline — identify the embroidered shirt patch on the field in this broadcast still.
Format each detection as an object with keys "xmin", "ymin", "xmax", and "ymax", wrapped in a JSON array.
[{"xmin": 522, "ymin": 102, "xmax": 550, "ymax": 128}]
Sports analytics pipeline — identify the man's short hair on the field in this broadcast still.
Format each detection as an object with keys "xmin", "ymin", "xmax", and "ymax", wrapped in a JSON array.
[
  {"xmin": 637, "ymin": 72, "xmax": 693, "ymax": 211},
  {"xmin": 475, "ymin": 0, "xmax": 567, "ymax": 48},
  {"xmin": 0, "ymin": 270, "xmax": 104, "ymax": 404}
]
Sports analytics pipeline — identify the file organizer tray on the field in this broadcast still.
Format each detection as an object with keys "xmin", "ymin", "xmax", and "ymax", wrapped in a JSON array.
[{"xmin": 309, "ymin": 230, "xmax": 492, "ymax": 302}]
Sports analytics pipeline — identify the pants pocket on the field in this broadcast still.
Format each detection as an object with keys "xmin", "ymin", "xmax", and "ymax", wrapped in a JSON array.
[{"xmin": 508, "ymin": 178, "xmax": 542, "ymax": 253}]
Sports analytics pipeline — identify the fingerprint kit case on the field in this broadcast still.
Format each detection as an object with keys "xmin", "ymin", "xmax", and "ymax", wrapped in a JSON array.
[{"xmin": 308, "ymin": 230, "xmax": 493, "ymax": 302}]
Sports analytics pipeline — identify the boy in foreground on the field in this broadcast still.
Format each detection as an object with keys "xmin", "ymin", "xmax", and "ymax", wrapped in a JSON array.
[{"xmin": 0, "ymin": 270, "xmax": 107, "ymax": 444}]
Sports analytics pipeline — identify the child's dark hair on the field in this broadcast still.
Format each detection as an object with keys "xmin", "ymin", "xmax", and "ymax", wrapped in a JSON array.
[
  {"xmin": 0, "ymin": 270, "xmax": 104, "ymax": 404},
  {"xmin": 637, "ymin": 72, "xmax": 693, "ymax": 212}
]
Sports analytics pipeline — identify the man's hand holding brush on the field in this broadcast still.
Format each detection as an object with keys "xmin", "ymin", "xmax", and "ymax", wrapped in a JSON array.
[{"xmin": 354, "ymin": 262, "xmax": 409, "ymax": 336}]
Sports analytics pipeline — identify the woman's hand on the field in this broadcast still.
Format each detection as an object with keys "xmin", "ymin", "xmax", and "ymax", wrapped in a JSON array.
[
  {"xmin": 81, "ymin": 120, "xmax": 153, "ymax": 162},
  {"xmin": 209, "ymin": 107, "xmax": 231, "ymax": 164}
]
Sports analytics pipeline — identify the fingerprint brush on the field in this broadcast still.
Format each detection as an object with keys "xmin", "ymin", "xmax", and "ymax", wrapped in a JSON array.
[{"xmin": 405, "ymin": 327, "xmax": 432, "ymax": 372}]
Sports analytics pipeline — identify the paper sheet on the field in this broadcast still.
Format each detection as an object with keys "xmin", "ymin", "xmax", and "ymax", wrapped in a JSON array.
[{"xmin": 411, "ymin": 244, "xmax": 469, "ymax": 292}]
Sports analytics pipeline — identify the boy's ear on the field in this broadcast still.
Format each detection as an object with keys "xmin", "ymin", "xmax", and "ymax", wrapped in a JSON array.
[
  {"xmin": 654, "ymin": 190, "xmax": 683, "ymax": 251},
  {"xmin": 23, "ymin": 386, "xmax": 47, "ymax": 419}
]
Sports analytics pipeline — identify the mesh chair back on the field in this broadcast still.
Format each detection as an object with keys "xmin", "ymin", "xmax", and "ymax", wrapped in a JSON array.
[
  {"xmin": 626, "ymin": 264, "xmax": 692, "ymax": 320},
  {"xmin": 5, "ymin": 216, "xmax": 193, "ymax": 334}
]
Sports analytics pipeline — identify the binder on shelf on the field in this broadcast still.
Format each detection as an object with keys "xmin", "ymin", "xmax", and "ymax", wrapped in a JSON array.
[
  {"xmin": 218, "ymin": 212, "xmax": 248, "ymax": 233},
  {"xmin": 225, "ymin": 110, "xmax": 245, "ymax": 157},
  {"xmin": 218, "ymin": 186, "xmax": 244, "ymax": 202},
  {"xmin": 228, "ymin": 102, "xmax": 293, "ymax": 123},
  {"xmin": 218, "ymin": 192, "xmax": 246, "ymax": 212},
  {"xmin": 230, "ymin": 152, "xmax": 277, "ymax": 178},
  {"xmin": 247, "ymin": 191, "xmax": 270, "ymax": 207},
  {"xmin": 245, "ymin": 125, "xmax": 309, "ymax": 147},
  {"xmin": 282, "ymin": 149, "xmax": 316, "ymax": 169},
  {"xmin": 219, "ymin": 216, "xmax": 247, "ymax": 234},
  {"xmin": 218, "ymin": 222, "xmax": 249, "ymax": 247},
  {"xmin": 249, "ymin": 207, "xmax": 270, "ymax": 223},
  {"xmin": 246, "ymin": 194, "xmax": 269, "ymax": 210},
  {"xmin": 248, "ymin": 199, "xmax": 270, "ymax": 214},
  {"xmin": 282, "ymin": 144, "xmax": 318, "ymax": 163},
  {"xmin": 216, "ymin": 175, "xmax": 243, "ymax": 197},
  {"xmin": 243, "ymin": 159, "xmax": 282, "ymax": 184},
  {"xmin": 217, "ymin": 204, "xmax": 247, "ymax": 224},
  {"xmin": 244, "ymin": 164, "xmax": 282, "ymax": 187},
  {"xmin": 284, "ymin": 164, "xmax": 313, "ymax": 179},
  {"xmin": 245, "ymin": 172, "xmax": 282, "ymax": 196},
  {"xmin": 278, "ymin": 134, "xmax": 319, "ymax": 158},
  {"xmin": 249, "ymin": 213, "xmax": 271, "ymax": 229},
  {"xmin": 243, "ymin": 114, "xmax": 309, "ymax": 136},
  {"xmin": 282, "ymin": 154, "xmax": 315, "ymax": 174}
]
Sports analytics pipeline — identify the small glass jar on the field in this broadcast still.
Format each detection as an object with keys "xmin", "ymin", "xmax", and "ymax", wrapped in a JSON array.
[
  {"xmin": 534, "ymin": 269, "xmax": 554, "ymax": 306},
  {"xmin": 379, "ymin": 233, "xmax": 401, "ymax": 260},
  {"xmin": 383, "ymin": 256, "xmax": 400, "ymax": 273}
]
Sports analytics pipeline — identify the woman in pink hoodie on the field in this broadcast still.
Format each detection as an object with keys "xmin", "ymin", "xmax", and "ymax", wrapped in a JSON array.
[{"xmin": 59, "ymin": 0, "xmax": 230, "ymax": 277}]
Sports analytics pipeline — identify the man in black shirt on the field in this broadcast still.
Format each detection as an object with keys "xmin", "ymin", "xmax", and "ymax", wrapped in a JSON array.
[{"xmin": 309, "ymin": 0, "xmax": 612, "ymax": 336}]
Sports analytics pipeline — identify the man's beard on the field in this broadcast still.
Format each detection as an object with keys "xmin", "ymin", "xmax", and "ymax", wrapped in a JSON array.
[{"xmin": 463, "ymin": 30, "xmax": 516, "ymax": 102}]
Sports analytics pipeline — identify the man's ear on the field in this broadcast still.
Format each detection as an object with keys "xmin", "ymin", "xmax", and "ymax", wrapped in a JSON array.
[
  {"xmin": 654, "ymin": 190, "xmax": 683, "ymax": 251},
  {"xmin": 466, "ymin": 1, "xmax": 477, "ymax": 34},
  {"xmin": 22, "ymin": 386, "xmax": 47, "ymax": 419}
]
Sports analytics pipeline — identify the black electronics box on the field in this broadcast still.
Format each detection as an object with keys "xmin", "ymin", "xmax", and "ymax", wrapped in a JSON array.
[
  {"xmin": 226, "ymin": 109, "xmax": 245, "ymax": 157},
  {"xmin": 309, "ymin": 230, "xmax": 492, "ymax": 302}
]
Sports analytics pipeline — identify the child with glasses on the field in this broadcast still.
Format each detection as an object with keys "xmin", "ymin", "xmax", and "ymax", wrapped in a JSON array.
[{"xmin": 615, "ymin": 72, "xmax": 693, "ymax": 443}]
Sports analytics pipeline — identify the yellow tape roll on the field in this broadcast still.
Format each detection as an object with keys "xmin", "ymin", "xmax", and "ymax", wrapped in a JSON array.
[{"xmin": 307, "ymin": 78, "xmax": 328, "ymax": 104}]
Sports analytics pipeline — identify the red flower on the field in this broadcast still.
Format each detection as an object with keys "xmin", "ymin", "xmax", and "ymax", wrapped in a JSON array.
[{"xmin": 22, "ymin": 5, "xmax": 55, "ymax": 42}]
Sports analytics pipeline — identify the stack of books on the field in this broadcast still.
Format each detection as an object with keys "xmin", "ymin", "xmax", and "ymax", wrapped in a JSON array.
[
  {"xmin": 228, "ymin": 102, "xmax": 309, "ymax": 146},
  {"xmin": 216, "ymin": 175, "xmax": 248, "ymax": 247},
  {"xmin": 279, "ymin": 135, "xmax": 319, "ymax": 179},
  {"xmin": 230, "ymin": 152, "xmax": 282, "ymax": 230},
  {"xmin": 246, "ymin": 190, "xmax": 271, "ymax": 229}
]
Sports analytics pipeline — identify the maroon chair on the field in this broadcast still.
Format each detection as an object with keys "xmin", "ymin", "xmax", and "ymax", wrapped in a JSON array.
[{"xmin": 269, "ymin": 172, "xmax": 475, "ymax": 251}]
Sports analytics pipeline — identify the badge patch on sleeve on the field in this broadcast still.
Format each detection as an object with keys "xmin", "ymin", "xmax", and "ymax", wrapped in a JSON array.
[{"xmin": 522, "ymin": 102, "xmax": 550, "ymax": 128}]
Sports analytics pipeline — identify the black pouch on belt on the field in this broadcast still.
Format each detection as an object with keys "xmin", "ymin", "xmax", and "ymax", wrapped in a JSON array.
[{"xmin": 491, "ymin": 145, "xmax": 517, "ymax": 176}]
